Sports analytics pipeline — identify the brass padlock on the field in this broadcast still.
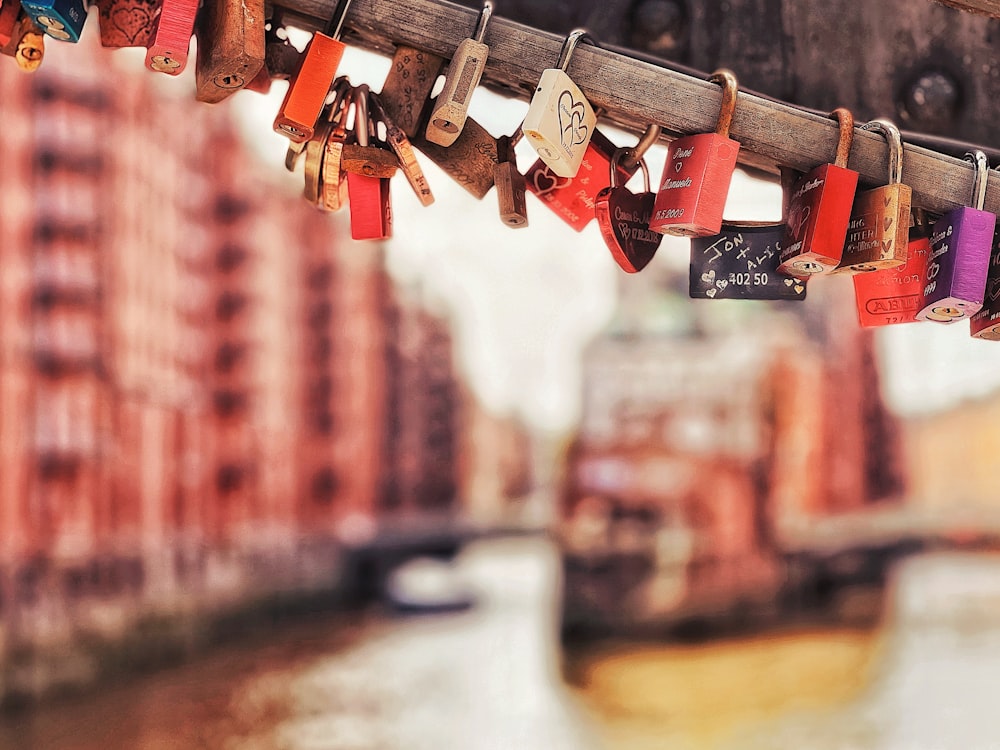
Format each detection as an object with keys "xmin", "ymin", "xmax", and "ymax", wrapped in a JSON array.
[
  {"xmin": 522, "ymin": 29, "xmax": 597, "ymax": 178},
  {"xmin": 425, "ymin": 1, "xmax": 492, "ymax": 147},
  {"xmin": 1, "ymin": 11, "xmax": 43, "ymax": 71},
  {"xmin": 834, "ymin": 119, "xmax": 911, "ymax": 274},
  {"xmin": 194, "ymin": 0, "xmax": 266, "ymax": 102},
  {"xmin": 494, "ymin": 129, "xmax": 527, "ymax": 227},
  {"xmin": 340, "ymin": 85, "xmax": 399, "ymax": 179},
  {"xmin": 370, "ymin": 91, "xmax": 434, "ymax": 206},
  {"xmin": 379, "ymin": 45, "xmax": 446, "ymax": 139},
  {"xmin": 413, "ymin": 115, "xmax": 497, "ymax": 199}
]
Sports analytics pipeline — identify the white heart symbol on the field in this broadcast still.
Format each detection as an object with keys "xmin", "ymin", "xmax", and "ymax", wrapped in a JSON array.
[
  {"xmin": 701, "ymin": 270, "xmax": 716, "ymax": 284},
  {"xmin": 706, "ymin": 288, "xmax": 717, "ymax": 298},
  {"xmin": 794, "ymin": 285, "xmax": 804, "ymax": 294},
  {"xmin": 783, "ymin": 278, "xmax": 794, "ymax": 286},
  {"xmin": 674, "ymin": 161, "xmax": 683, "ymax": 173},
  {"xmin": 716, "ymin": 279, "xmax": 728, "ymax": 289}
]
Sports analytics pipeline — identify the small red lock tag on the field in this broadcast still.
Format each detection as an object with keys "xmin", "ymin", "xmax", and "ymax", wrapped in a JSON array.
[
  {"xmin": 853, "ymin": 209, "xmax": 931, "ymax": 327},
  {"xmin": 778, "ymin": 108, "xmax": 859, "ymax": 277},
  {"xmin": 650, "ymin": 70, "xmax": 741, "ymax": 238},
  {"xmin": 526, "ymin": 128, "xmax": 633, "ymax": 232}
]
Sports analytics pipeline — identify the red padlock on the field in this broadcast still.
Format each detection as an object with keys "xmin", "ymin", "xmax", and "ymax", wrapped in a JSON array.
[
  {"xmin": 526, "ymin": 128, "xmax": 633, "ymax": 233},
  {"xmin": 145, "ymin": 0, "xmax": 199, "ymax": 74},
  {"xmin": 649, "ymin": 69, "xmax": 741, "ymax": 237},
  {"xmin": 777, "ymin": 108, "xmax": 859, "ymax": 277},
  {"xmin": 853, "ymin": 208, "xmax": 931, "ymax": 327},
  {"xmin": 346, "ymin": 89, "xmax": 392, "ymax": 241}
]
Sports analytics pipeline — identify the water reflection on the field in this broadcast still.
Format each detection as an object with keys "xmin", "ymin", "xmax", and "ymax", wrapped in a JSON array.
[{"xmin": 2, "ymin": 544, "xmax": 999, "ymax": 750}]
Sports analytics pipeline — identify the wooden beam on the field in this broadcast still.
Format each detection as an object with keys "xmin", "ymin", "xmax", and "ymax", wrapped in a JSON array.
[
  {"xmin": 278, "ymin": 0, "xmax": 1000, "ymax": 216},
  {"xmin": 931, "ymin": 0, "xmax": 1000, "ymax": 17}
]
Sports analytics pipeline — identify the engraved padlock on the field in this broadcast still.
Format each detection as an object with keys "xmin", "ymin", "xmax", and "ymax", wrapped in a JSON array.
[
  {"xmin": 917, "ymin": 150, "xmax": 996, "ymax": 323},
  {"xmin": 595, "ymin": 127, "xmax": 662, "ymax": 273},
  {"xmin": 521, "ymin": 29, "xmax": 597, "ymax": 178},
  {"xmin": 777, "ymin": 108, "xmax": 859, "ymax": 277},
  {"xmin": 834, "ymin": 119, "xmax": 911, "ymax": 274},
  {"xmin": 690, "ymin": 168, "xmax": 806, "ymax": 300},
  {"xmin": 650, "ymin": 70, "xmax": 741, "ymax": 238},
  {"xmin": 526, "ymin": 127, "xmax": 634, "ymax": 232},
  {"xmin": 853, "ymin": 208, "xmax": 931, "ymax": 327},
  {"xmin": 347, "ymin": 88, "xmax": 393, "ymax": 241},
  {"xmin": 596, "ymin": 149, "xmax": 660, "ymax": 273},
  {"xmin": 273, "ymin": 0, "xmax": 353, "ymax": 140},
  {"xmin": 146, "ymin": 0, "xmax": 200, "ymax": 74},
  {"xmin": 414, "ymin": 115, "xmax": 498, "ymax": 199},
  {"xmin": 379, "ymin": 46, "xmax": 446, "ymax": 139},
  {"xmin": 95, "ymin": 0, "xmax": 157, "ymax": 47},
  {"xmin": 370, "ymin": 91, "xmax": 433, "ymax": 206},
  {"xmin": 19, "ymin": 0, "xmax": 86, "ymax": 42},
  {"xmin": 425, "ymin": 1, "xmax": 492, "ymax": 147},
  {"xmin": 194, "ymin": 0, "xmax": 265, "ymax": 102},
  {"xmin": 494, "ymin": 129, "xmax": 528, "ymax": 228},
  {"xmin": 970, "ymin": 215, "xmax": 1000, "ymax": 339}
]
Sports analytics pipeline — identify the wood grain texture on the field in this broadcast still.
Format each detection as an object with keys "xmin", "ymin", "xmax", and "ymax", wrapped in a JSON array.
[
  {"xmin": 931, "ymin": 0, "xmax": 1000, "ymax": 16},
  {"xmin": 275, "ymin": 0, "xmax": 1000, "ymax": 216}
]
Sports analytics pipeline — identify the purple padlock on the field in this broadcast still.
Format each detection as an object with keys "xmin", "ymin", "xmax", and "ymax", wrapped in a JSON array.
[{"xmin": 916, "ymin": 150, "xmax": 996, "ymax": 323}]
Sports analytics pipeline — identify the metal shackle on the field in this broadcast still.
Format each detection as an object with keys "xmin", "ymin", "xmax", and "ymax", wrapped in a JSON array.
[
  {"xmin": 830, "ymin": 108, "xmax": 854, "ymax": 169},
  {"xmin": 861, "ymin": 118, "xmax": 904, "ymax": 186},
  {"xmin": 353, "ymin": 85, "xmax": 370, "ymax": 147},
  {"xmin": 965, "ymin": 150, "xmax": 989, "ymax": 210},
  {"xmin": 708, "ymin": 69, "xmax": 739, "ymax": 138},
  {"xmin": 621, "ymin": 124, "xmax": 662, "ymax": 172},
  {"xmin": 472, "ymin": 1, "xmax": 493, "ymax": 43},
  {"xmin": 555, "ymin": 28, "xmax": 596, "ymax": 71},
  {"xmin": 610, "ymin": 148, "xmax": 650, "ymax": 192}
]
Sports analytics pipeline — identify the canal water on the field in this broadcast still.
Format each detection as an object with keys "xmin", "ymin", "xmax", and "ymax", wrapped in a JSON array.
[{"xmin": 1, "ymin": 538, "xmax": 999, "ymax": 749}]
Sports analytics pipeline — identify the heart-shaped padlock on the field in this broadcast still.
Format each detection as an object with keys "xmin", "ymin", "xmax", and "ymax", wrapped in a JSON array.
[{"xmin": 595, "ymin": 148, "xmax": 661, "ymax": 273}]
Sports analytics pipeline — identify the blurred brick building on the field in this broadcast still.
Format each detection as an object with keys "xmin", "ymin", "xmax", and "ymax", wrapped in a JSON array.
[{"xmin": 0, "ymin": 40, "xmax": 511, "ymax": 699}]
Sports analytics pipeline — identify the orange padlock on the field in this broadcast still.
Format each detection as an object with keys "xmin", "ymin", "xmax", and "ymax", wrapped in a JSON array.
[{"xmin": 649, "ymin": 69, "xmax": 740, "ymax": 237}]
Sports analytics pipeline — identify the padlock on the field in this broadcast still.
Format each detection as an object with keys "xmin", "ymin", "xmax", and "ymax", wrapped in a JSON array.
[
  {"xmin": 853, "ymin": 208, "xmax": 931, "ymax": 327},
  {"xmin": 522, "ymin": 29, "xmax": 597, "ymax": 178},
  {"xmin": 425, "ymin": 1, "xmax": 492, "ymax": 147},
  {"xmin": 494, "ymin": 130, "xmax": 527, "ymax": 228},
  {"xmin": 19, "ymin": 0, "xmax": 86, "ymax": 42},
  {"xmin": 1, "ymin": 11, "xmax": 43, "ymax": 71},
  {"xmin": 194, "ymin": 0, "xmax": 265, "ymax": 103},
  {"xmin": 95, "ymin": 0, "xmax": 157, "ymax": 47},
  {"xmin": 650, "ymin": 70, "xmax": 741, "ymax": 238},
  {"xmin": 777, "ymin": 108, "xmax": 859, "ymax": 277},
  {"xmin": 0, "ymin": 0, "xmax": 19, "ymax": 47},
  {"xmin": 413, "ymin": 116, "xmax": 497, "ymax": 199},
  {"xmin": 526, "ymin": 127, "xmax": 633, "ymax": 232},
  {"xmin": 320, "ymin": 81, "xmax": 354, "ymax": 211},
  {"xmin": 347, "ymin": 88, "xmax": 392, "ymax": 241},
  {"xmin": 273, "ymin": 0, "xmax": 353, "ymax": 141},
  {"xmin": 340, "ymin": 85, "xmax": 399, "ymax": 180},
  {"xmin": 379, "ymin": 45, "xmax": 446, "ymax": 139},
  {"xmin": 370, "ymin": 90, "xmax": 434, "ymax": 206},
  {"xmin": 145, "ymin": 0, "xmax": 200, "ymax": 74},
  {"xmin": 917, "ymin": 150, "xmax": 996, "ymax": 323},
  {"xmin": 596, "ymin": 147, "xmax": 661, "ymax": 273},
  {"xmin": 303, "ymin": 78, "xmax": 351, "ymax": 206},
  {"xmin": 970, "ymin": 219, "xmax": 1000, "ymax": 339},
  {"xmin": 834, "ymin": 119, "xmax": 911, "ymax": 274},
  {"xmin": 690, "ymin": 168, "xmax": 806, "ymax": 300}
]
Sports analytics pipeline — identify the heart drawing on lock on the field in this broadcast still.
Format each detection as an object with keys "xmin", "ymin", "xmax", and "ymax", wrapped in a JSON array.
[
  {"xmin": 988, "ymin": 277, "xmax": 1000, "ymax": 303},
  {"xmin": 787, "ymin": 204, "xmax": 811, "ymax": 240},
  {"xmin": 706, "ymin": 288, "xmax": 717, "ymax": 298},
  {"xmin": 595, "ymin": 186, "xmax": 662, "ymax": 273},
  {"xmin": 557, "ymin": 90, "xmax": 590, "ymax": 149},
  {"xmin": 702, "ymin": 269, "xmax": 716, "ymax": 285},
  {"xmin": 530, "ymin": 167, "xmax": 571, "ymax": 197},
  {"xmin": 883, "ymin": 216, "xmax": 893, "ymax": 232},
  {"xmin": 111, "ymin": 5, "xmax": 152, "ymax": 43}
]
